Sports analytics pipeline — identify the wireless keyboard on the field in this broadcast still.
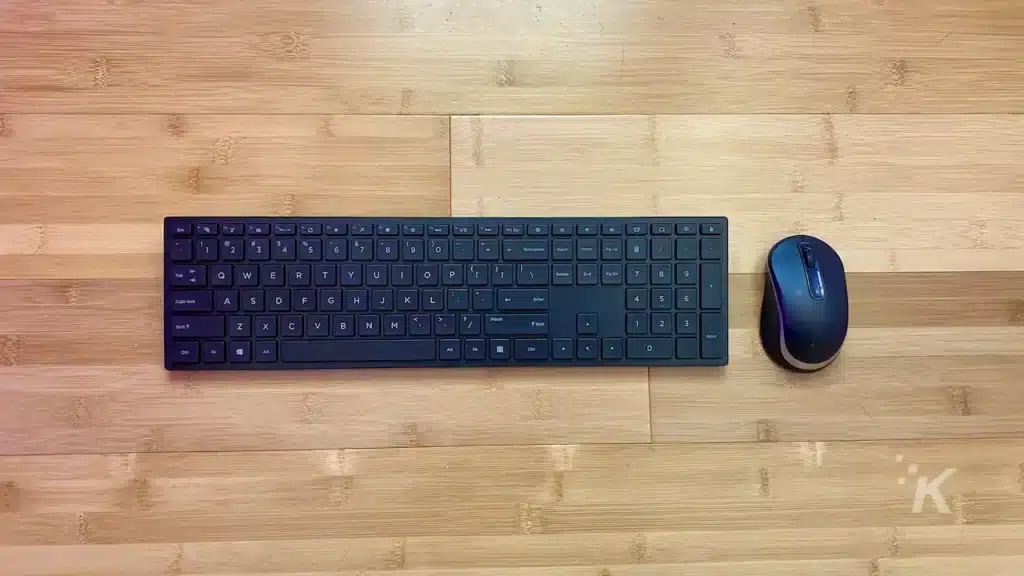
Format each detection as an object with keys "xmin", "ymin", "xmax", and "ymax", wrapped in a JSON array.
[{"xmin": 164, "ymin": 217, "xmax": 728, "ymax": 370}]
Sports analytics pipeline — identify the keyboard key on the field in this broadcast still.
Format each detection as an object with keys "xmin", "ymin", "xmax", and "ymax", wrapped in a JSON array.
[
  {"xmin": 676, "ymin": 288, "xmax": 697, "ymax": 309},
  {"xmin": 459, "ymin": 313, "xmax": 481, "ymax": 335},
  {"xmin": 552, "ymin": 239, "xmax": 573, "ymax": 260},
  {"xmin": 676, "ymin": 222, "xmax": 697, "ymax": 235},
  {"xmin": 170, "ymin": 265, "xmax": 206, "ymax": 287},
  {"xmin": 651, "ymin": 238, "xmax": 672, "ymax": 260},
  {"xmin": 428, "ymin": 224, "xmax": 450, "ymax": 236},
  {"xmin": 701, "ymin": 262, "xmax": 723, "ymax": 309},
  {"xmin": 171, "ymin": 316, "xmax": 224, "ymax": 338},
  {"xmin": 601, "ymin": 239, "xmax": 622, "ymax": 260},
  {"xmin": 577, "ymin": 224, "xmax": 598, "ymax": 236},
  {"xmin": 700, "ymin": 313, "xmax": 725, "ymax": 359},
  {"xmin": 247, "ymin": 239, "xmax": 270, "ymax": 260},
  {"xmin": 576, "ymin": 238, "xmax": 598, "ymax": 260},
  {"xmin": 651, "ymin": 288, "xmax": 671, "ymax": 310},
  {"xmin": 516, "ymin": 264, "xmax": 549, "ymax": 285},
  {"xmin": 453, "ymin": 239, "xmax": 475, "ymax": 261},
  {"xmin": 577, "ymin": 263, "xmax": 598, "ymax": 285},
  {"xmin": 553, "ymin": 338, "xmax": 574, "ymax": 359},
  {"xmin": 504, "ymin": 239, "xmax": 549, "ymax": 260},
  {"xmin": 628, "ymin": 338, "xmax": 672, "ymax": 359},
  {"xmin": 171, "ymin": 223, "xmax": 192, "ymax": 236},
  {"xmin": 701, "ymin": 222, "xmax": 722, "ymax": 235},
  {"xmin": 453, "ymin": 224, "xmax": 474, "ymax": 236},
  {"xmin": 651, "ymin": 263, "xmax": 672, "ymax": 284},
  {"xmin": 478, "ymin": 224, "xmax": 499, "ymax": 236},
  {"xmin": 171, "ymin": 341, "xmax": 200, "ymax": 363},
  {"xmin": 402, "ymin": 224, "xmax": 423, "ymax": 235},
  {"xmin": 578, "ymin": 338, "xmax": 599, "ymax": 359},
  {"xmin": 196, "ymin": 239, "xmax": 218, "ymax": 261},
  {"xmin": 274, "ymin": 223, "xmax": 296, "ymax": 235},
  {"xmin": 203, "ymin": 341, "xmax": 226, "ymax": 363},
  {"xmin": 701, "ymin": 237, "xmax": 725, "ymax": 260},
  {"xmin": 428, "ymin": 239, "xmax": 449, "ymax": 260},
  {"xmin": 626, "ymin": 289, "xmax": 647, "ymax": 309},
  {"xmin": 527, "ymin": 224, "xmax": 549, "ymax": 236},
  {"xmin": 255, "ymin": 341, "xmax": 277, "ymax": 362},
  {"xmin": 228, "ymin": 341, "xmax": 251, "ymax": 363},
  {"xmin": 170, "ymin": 291, "xmax": 212, "ymax": 312},
  {"xmin": 490, "ymin": 338, "xmax": 511, "ymax": 359},
  {"xmin": 196, "ymin": 223, "xmax": 218, "ymax": 235},
  {"xmin": 333, "ymin": 315, "xmax": 354, "ymax": 336},
  {"xmin": 651, "ymin": 313, "xmax": 672, "ymax": 334},
  {"xmin": 498, "ymin": 289, "xmax": 549, "ymax": 310},
  {"xmin": 473, "ymin": 289, "xmax": 494, "ymax": 311},
  {"xmin": 170, "ymin": 239, "xmax": 191, "ymax": 261},
  {"xmin": 676, "ymin": 337, "xmax": 698, "ymax": 359},
  {"xmin": 626, "ymin": 238, "xmax": 646, "ymax": 259},
  {"xmin": 515, "ymin": 339, "xmax": 549, "ymax": 360},
  {"xmin": 552, "ymin": 264, "xmax": 573, "ymax": 285},
  {"xmin": 300, "ymin": 223, "xmax": 322, "ymax": 235},
  {"xmin": 626, "ymin": 313, "xmax": 647, "ymax": 335},
  {"xmin": 465, "ymin": 339, "xmax": 487, "ymax": 360},
  {"xmin": 601, "ymin": 264, "xmax": 623, "ymax": 285},
  {"xmin": 576, "ymin": 313, "xmax": 598, "ymax": 334},
  {"xmin": 627, "ymin": 223, "xmax": 646, "ymax": 235},
  {"xmin": 325, "ymin": 223, "xmax": 346, "ymax": 235},
  {"xmin": 602, "ymin": 338, "xmax": 623, "ymax": 359},
  {"xmin": 492, "ymin": 264, "xmax": 513, "ymax": 286},
  {"xmin": 282, "ymin": 340, "xmax": 436, "ymax": 362},
  {"xmin": 676, "ymin": 263, "xmax": 697, "ymax": 284},
  {"xmin": 553, "ymin": 224, "xmax": 573, "ymax": 236},
  {"xmin": 650, "ymin": 223, "xmax": 672, "ymax": 235},
  {"xmin": 626, "ymin": 264, "xmax": 646, "ymax": 284},
  {"xmin": 376, "ymin": 223, "xmax": 398, "ymax": 236},
  {"xmin": 485, "ymin": 314, "xmax": 548, "ymax": 335},
  {"xmin": 246, "ymin": 223, "xmax": 270, "ymax": 235},
  {"xmin": 229, "ymin": 316, "xmax": 251, "ymax": 337},
  {"xmin": 352, "ymin": 224, "xmax": 373, "ymax": 236},
  {"xmin": 601, "ymin": 224, "xmax": 622, "ymax": 235},
  {"xmin": 439, "ymin": 339, "xmax": 461, "ymax": 360},
  {"xmin": 676, "ymin": 312, "xmax": 697, "ymax": 335},
  {"xmin": 503, "ymin": 224, "xmax": 524, "ymax": 236}
]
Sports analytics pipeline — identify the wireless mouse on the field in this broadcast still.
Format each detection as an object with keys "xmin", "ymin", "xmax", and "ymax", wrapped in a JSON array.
[{"xmin": 760, "ymin": 235, "xmax": 848, "ymax": 372}]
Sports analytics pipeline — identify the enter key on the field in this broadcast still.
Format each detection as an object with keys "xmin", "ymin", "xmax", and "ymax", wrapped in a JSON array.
[{"xmin": 497, "ymin": 289, "xmax": 549, "ymax": 311}]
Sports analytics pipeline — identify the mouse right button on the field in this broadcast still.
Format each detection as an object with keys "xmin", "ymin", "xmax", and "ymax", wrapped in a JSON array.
[{"xmin": 700, "ymin": 312, "xmax": 725, "ymax": 359}]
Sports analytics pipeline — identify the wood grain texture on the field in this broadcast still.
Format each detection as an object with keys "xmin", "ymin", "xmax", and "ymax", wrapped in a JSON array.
[
  {"xmin": 2, "ymin": 0, "xmax": 1024, "ymax": 573},
  {"xmin": 2, "ymin": 0, "xmax": 1023, "ymax": 113}
]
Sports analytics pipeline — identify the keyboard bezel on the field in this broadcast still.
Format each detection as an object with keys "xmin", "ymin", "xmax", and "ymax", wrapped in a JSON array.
[{"xmin": 164, "ymin": 216, "xmax": 729, "ymax": 370}]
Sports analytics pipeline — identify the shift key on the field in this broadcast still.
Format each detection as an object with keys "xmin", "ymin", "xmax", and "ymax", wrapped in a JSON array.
[
  {"xmin": 485, "ymin": 314, "xmax": 548, "ymax": 335},
  {"xmin": 171, "ymin": 316, "xmax": 224, "ymax": 338}
]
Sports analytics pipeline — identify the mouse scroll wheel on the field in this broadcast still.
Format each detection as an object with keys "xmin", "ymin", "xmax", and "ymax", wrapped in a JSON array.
[{"xmin": 800, "ymin": 245, "xmax": 817, "ymax": 269}]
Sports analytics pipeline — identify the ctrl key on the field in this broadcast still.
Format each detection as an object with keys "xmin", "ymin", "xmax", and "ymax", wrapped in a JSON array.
[{"xmin": 171, "ymin": 341, "xmax": 199, "ymax": 364}]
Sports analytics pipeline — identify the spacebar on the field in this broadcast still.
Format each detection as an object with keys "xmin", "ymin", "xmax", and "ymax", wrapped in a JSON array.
[{"xmin": 281, "ymin": 340, "xmax": 436, "ymax": 362}]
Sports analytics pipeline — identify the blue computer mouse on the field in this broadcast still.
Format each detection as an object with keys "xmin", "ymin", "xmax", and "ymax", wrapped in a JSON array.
[{"xmin": 760, "ymin": 235, "xmax": 848, "ymax": 372}]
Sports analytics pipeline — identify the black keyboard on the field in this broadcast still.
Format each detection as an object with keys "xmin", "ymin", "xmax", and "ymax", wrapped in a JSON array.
[{"xmin": 164, "ymin": 217, "xmax": 728, "ymax": 370}]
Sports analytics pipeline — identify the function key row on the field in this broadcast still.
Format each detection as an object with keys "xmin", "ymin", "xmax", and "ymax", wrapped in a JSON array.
[{"xmin": 172, "ymin": 221, "xmax": 724, "ymax": 237}]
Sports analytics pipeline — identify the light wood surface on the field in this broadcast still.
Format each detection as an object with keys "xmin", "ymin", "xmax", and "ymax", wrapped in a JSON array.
[{"xmin": 1, "ymin": 0, "xmax": 1023, "ymax": 574}]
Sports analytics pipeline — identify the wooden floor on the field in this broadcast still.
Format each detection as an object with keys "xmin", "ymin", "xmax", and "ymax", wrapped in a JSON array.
[{"xmin": 1, "ymin": 0, "xmax": 1023, "ymax": 574}]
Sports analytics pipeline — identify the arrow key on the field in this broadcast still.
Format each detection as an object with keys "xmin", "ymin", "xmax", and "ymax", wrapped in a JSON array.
[{"xmin": 577, "ymin": 338, "xmax": 599, "ymax": 359}]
